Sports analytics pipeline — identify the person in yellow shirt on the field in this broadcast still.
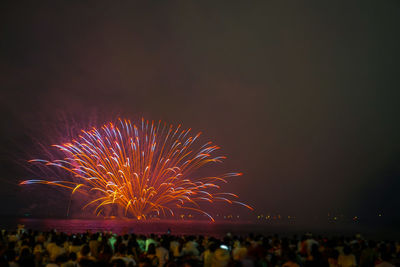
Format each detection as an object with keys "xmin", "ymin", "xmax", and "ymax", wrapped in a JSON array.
[{"xmin": 337, "ymin": 246, "xmax": 356, "ymax": 267}]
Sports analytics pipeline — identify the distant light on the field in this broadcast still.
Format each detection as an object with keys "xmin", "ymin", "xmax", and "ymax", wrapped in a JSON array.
[{"xmin": 378, "ymin": 214, "xmax": 382, "ymax": 217}]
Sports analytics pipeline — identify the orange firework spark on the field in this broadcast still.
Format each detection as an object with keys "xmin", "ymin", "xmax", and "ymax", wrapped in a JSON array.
[{"xmin": 20, "ymin": 118, "xmax": 252, "ymax": 220}]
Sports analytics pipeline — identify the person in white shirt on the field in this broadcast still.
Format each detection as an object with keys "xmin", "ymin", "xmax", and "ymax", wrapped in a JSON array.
[
  {"xmin": 232, "ymin": 240, "xmax": 247, "ymax": 261},
  {"xmin": 156, "ymin": 240, "xmax": 170, "ymax": 267},
  {"xmin": 203, "ymin": 241, "xmax": 219, "ymax": 267},
  {"xmin": 182, "ymin": 236, "xmax": 199, "ymax": 257},
  {"xmin": 47, "ymin": 238, "xmax": 66, "ymax": 262},
  {"xmin": 170, "ymin": 238, "xmax": 182, "ymax": 258},
  {"xmin": 211, "ymin": 245, "xmax": 230, "ymax": 267}
]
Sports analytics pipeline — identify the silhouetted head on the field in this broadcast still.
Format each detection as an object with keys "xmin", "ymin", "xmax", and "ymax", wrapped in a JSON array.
[
  {"xmin": 343, "ymin": 245, "xmax": 352, "ymax": 255},
  {"xmin": 69, "ymin": 252, "xmax": 77, "ymax": 261},
  {"xmin": 118, "ymin": 243, "xmax": 127, "ymax": 255},
  {"xmin": 148, "ymin": 243, "xmax": 156, "ymax": 255},
  {"xmin": 287, "ymin": 250, "xmax": 297, "ymax": 262},
  {"xmin": 81, "ymin": 245, "xmax": 91, "ymax": 256}
]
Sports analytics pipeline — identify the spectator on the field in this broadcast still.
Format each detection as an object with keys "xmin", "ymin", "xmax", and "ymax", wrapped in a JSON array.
[{"xmin": 338, "ymin": 245, "xmax": 356, "ymax": 267}]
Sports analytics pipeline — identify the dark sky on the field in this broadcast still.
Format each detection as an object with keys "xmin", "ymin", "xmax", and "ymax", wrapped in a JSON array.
[{"xmin": 1, "ymin": 1, "xmax": 399, "ymax": 220}]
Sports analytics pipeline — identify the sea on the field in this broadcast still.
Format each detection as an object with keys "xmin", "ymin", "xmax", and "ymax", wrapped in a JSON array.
[{"xmin": 0, "ymin": 218, "xmax": 398, "ymax": 240}]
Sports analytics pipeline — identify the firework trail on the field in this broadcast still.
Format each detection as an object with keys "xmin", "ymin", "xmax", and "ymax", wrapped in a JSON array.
[{"xmin": 21, "ymin": 118, "xmax": 252, "ymax": 220}]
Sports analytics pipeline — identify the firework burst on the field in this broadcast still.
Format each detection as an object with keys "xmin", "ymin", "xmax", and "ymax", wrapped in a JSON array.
[{"xmin": 21, "ymin": 118, "xmax": 252, "ymax": 220}]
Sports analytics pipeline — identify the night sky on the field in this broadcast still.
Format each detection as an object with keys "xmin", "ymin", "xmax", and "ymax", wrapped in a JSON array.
[{"xmin": 1, "ymin": 1, "xmax": 399, "ymax": 222}]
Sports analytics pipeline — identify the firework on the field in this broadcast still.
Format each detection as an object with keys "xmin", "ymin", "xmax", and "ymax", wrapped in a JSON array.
[{"xmin": 21, "ymin": 118, "xmax": 252, "ymax": 220}]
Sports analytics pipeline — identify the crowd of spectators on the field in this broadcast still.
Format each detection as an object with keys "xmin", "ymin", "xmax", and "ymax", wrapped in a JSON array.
[{"xmin": 0, "ymin": 226, "xmax": 398, "ymax": 267}]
